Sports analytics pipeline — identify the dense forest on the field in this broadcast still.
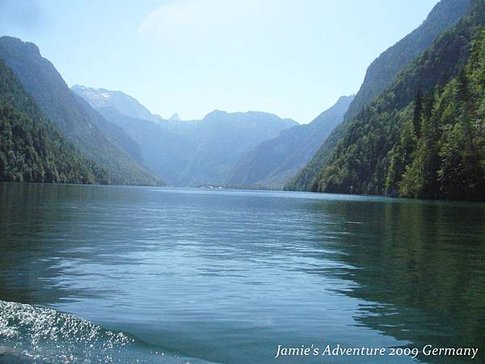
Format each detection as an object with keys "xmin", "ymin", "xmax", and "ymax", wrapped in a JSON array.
[
  {"xmin": 301, "ymin": 1, "xmax": 485, "ymax": 201},
  {"xmin": 0, "ymin": 37, "xmax": 160, "ymax": 186},
  {"xmin": 387, "ymin": 29, "xmax": 485, "ymax": 200},
  {"xmin": 0, "ymin": 60, "xmax": 108, "ymax": 183},
  {"xmin": 286, "ymin": 0, "xmax": 473, "ymax": 193}
]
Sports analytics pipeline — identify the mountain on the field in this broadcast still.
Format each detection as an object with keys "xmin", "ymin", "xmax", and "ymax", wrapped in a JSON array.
[
  {"xmin": 227, "ymin": 95, "xmax": 353, "ymax": 188},
  {"xmin": 71, "ymin": 85, "xmax": 162, "ymax": 123},
  {"xmin": 346, "ymin": 0, "xmax": 472, "ymax": 121},
  {"xmin": 292, "ymin": 0, "xmax": 484, "ymax": 201},
  {"xmin": 169, "ymin": 113, "xmax": 181, "ymax": 121},
  {"xmin": 0, "ymin": 37, "xmax": 159, "ymax": 185},
  {"xmin": 0, "ymin": 59, "xmax": 107, "ymax": 183},
  {"xmin": 182, "ymin": 110, "xmax": 297, "ymax": 186},
  {"xmin": 73, "ymin": 85, "xmax": 298, "ymax": 186},
  {"xmin": 82, "ymin": 105, "xmax": 197, "ymax": 186},
  {"xmin": 287, "ymin": 0, "xmax": 472, "ymax": 191}
]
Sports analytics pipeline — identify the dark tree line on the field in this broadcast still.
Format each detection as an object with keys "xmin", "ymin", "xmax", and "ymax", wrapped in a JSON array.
[
  {"xmin": 312, "ymin": 2, "xmax": 484, "ymax": 202},
  {"xmin": 388, "ymin": 32, "xmax": 485, "ymax": 200},
  {"xmin": 0, "ymin": 59, "xmax": 109, "ymax": 184}
]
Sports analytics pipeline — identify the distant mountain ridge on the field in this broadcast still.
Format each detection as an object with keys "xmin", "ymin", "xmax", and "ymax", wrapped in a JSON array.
[
  {"xmin": 168, "ymin": 113, "xmax": 180, "ymax": 121},
  {"xmin": 73, "ymin": 85, "xmax": 298, "ymax": 186},
  {"xmin": 0, "ymin": 36, "xmax": 159, "ymax": 185},
  {"xmin": 227, "ymin": 95, "xmax": 354, "ymax": 188},
  {"xmin": 287, "ymin": 0, "xmax": 472, "ymax": 191},
  {"xmin": 71, "ymin": 85, "xmax": 162, "ymax": 123}
]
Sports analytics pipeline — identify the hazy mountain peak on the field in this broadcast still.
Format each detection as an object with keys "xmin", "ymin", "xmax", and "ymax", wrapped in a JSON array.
[
  {"xmin": 311, "ymin": 95, "xmax": 354, "ymax": 128},
  {"xmin": 203, "ymin": 109, "xmax": 226, "ymax": 119},
  {"xmin": 0, "ymin": 36, "xmax": 41, "ymax": 57},
  {"xmin": 337, "ymin": 95, "xmax": 355, "ymax": 103},
  {"xmin": 202, "ymin": 109, "xmax": 297, "ymax": 127},
  {"xmin": 227, "ymin": 95, "xmax": 353, "ymax": 188},
  {"xmin": 72, "ymin": 85, "xmax": 161, "ymax": 123},
  {"xmin": 169, "ymin": 113, "xmax": 181, "ymax": 121}
]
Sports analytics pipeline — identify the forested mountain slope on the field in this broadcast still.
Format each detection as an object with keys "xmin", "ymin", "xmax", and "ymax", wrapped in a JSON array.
[
  {"xmin": 301, "ymin": 0, "xmax": 485, "ymax": 201},
  {"xmin": 287, "ymin": 0, "xmax": 472, "ymax": 191},
  {"xmin": 71, "ymin": 85, "xmax": 162, "ymax": 123},
  {"xmin": 0, "ymin": 60, "xmax": 107, "ymax": 183},
  {"xmin": 0, "ymin": 37, "xmax": 158, "ymax": 185}
]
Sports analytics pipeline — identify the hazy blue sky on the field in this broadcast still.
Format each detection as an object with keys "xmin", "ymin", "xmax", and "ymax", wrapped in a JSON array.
[{"xmin": 1, "ymin": 0, "xmax": 439, "ymax": 123}]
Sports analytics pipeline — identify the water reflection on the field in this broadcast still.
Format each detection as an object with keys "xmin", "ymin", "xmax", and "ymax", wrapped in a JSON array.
[
  {"xmin": 309, "ymin": 198, "xmax": 485, "ymax": 362},
  {"xmin": 0, "ymin": 183, "xmax": 166, "ymax": 305},
  {"xmin": 1, "ymin": 183, "xmax": 484, "ymax": 363}
]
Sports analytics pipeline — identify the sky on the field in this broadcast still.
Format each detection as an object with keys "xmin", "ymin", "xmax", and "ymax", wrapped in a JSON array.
[{"xmin": 0, "ymin": 0, "xmax": 440, "ymax": 123}]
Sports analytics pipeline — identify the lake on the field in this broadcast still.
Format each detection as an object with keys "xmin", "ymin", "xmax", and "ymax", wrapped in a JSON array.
[{"xmin": 0, "ymin": 183, "xmax": 484, "ymax": 363}]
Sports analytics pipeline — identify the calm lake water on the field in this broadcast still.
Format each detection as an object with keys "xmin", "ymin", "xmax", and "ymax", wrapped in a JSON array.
[{"xmin": 0, "ymin": 183, "xmax": 484, "ymax": 363}]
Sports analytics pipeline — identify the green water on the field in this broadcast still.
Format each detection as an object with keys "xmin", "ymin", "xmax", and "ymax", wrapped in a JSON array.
[{"xmin": 0, "ymin": 183, "xmax": 484, "ymax": 363}]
